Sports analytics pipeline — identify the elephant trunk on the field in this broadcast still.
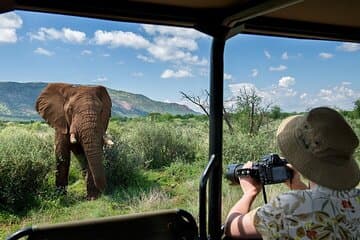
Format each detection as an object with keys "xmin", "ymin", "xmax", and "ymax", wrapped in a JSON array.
[{"xmin": 78, "ymin": 118, "xmax": 106, "ymax": 192}]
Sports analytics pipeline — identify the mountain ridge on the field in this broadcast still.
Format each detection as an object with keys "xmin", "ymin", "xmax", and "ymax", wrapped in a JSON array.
[{"xmin": 0, "ymin": 82, "xmax": 198, "ymax": 121}]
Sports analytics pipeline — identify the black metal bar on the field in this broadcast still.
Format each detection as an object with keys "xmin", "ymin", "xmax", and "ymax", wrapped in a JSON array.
[
  {"xmin": 6, "ymin": 227, "xmax": 33, "ymax": 240},
  {"xmin": 233, "ymin": 16, "xmax": 360, "ymax": 43},
  {"xmin": 208, "ymin": 36, "xmax": 225, "ymax": 240},
  {"xmin": 199, "ymin": 154, "xmax": 216, "ymax": 240},
  {"xmin": 223, "ymin": 0, "xmax": 303, "ymax": 27}
]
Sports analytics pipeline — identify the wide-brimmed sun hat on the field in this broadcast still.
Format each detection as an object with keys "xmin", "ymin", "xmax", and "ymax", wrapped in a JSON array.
[{"xmin": 276, "ymin": 107, "xmax": 359, "ymax": 190}]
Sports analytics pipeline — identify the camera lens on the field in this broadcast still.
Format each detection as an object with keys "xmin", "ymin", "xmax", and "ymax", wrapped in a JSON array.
[{"xmin": 225, "ymin": 164, "xmax": 243, "ymax": 184}]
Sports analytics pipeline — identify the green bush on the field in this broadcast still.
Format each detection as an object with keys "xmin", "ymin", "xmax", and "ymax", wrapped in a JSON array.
[
  {"xmin": 223, "ymin": 130, "xmax": 277, "ymax": 165},
  {"xmin": 0, "ymin": 126, "xmax": 53, "ymax": 211},
  {"xmin": 127, "ymin": 123, "xmax": 197, "ymax": 169},
  {"xmin": 103, "ymin": 139, "xmax": 141, "ymax": 191}
]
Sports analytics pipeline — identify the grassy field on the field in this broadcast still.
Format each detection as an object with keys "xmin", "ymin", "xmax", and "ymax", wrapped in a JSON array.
[{"xmin": 1, "ymin": 115, "xmax": 359, "ymax": 239}]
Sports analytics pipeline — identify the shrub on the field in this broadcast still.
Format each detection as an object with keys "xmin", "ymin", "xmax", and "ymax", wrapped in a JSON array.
[
  {"xmin": 127, "ymin": 123, "xmax": 197, "ymax": 169},
  {"xmin": 103, "ymin": 139, "xmax": 141, "ymax": 192},
  {"xmin": 104, "ymin": 127, "xmax": 140, "ymax": 191},
  {"xmin": 223, "ymin": 130, "xmax": 277, "ymax": 165},
  {"xmin": 0, "ymin": 126, "xmax": 53, "ymax": 211}
]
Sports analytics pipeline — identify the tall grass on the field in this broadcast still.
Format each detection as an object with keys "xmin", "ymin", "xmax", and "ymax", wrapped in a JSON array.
[{"xmin": 0, "ymin": 125, "xmax": 54, "ymax": 211}]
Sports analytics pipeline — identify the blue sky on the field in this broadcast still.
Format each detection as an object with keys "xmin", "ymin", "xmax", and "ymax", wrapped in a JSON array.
[{"xmin": 1, "ymin": 11, "xmax": 360, "ymax": 112}]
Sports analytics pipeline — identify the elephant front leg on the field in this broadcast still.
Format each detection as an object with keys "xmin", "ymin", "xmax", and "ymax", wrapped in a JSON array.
[
  {"xmin": 55, "ymin": 131, "xmax": 71, "ymax": 194},
  {"xmin": 86, "ymin": 171, "xmax": 101, "ymax": 200},
  {"xmin": 72, "ymin": 146, "xmax": 101, "ymax": 200}
]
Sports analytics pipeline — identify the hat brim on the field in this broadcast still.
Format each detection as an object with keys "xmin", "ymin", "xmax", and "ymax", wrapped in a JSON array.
[{"xmin": 276, "ymin": 115, "xmax": 360, "ymax": 190}]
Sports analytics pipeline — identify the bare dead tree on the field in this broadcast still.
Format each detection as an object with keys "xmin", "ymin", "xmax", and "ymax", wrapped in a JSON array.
[
  {"xmin": 222, "ymin": 106, "xmax": 234, "ymax": 133},
  {"xmin": 180, "ymin": 91, "xmax": 209, "ymax": 116},
  {"xmin": 180, "ymin": 90, "xmax": 234, "ymax": 133}
]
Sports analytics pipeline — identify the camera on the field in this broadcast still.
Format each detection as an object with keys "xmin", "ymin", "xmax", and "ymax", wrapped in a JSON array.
[{"xmin": 225, "ymin": 153, "xmax": 293, "ymax": 185}]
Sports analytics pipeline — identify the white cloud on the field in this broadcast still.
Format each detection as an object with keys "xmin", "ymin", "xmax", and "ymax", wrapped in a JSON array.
[
  {"xmin": 161, "ymin": 69, "xmax": 192, "ymax": 79},
  {"xmin": 281, "ymin": 52, "xmax": 289, "ymax": 60},
  {"xmin": 318, "ymin": 89, "xmax": 333, "ymax": 101},
  {"xmin": 228, "ymin": 83, "xmax": 258, "ymax": 95},
  {"xmin": 81, "ymin": 50, "xmax": 92, "ymax": 55},
  {"xmin": 93, "ymin": 30, "xmax": 150, "ymax": 49},
  {"xmin": 142, "ymin": 25, "xmax": 208, "ymax": 66},
  {"xmin": 264, "ymin": 50, "xmax": 271, "ymax": 59},
  {"xmin": 199, "ymin": 68, "xmax": 209, "ymax": 77},
  {"xmin": 154, "ymin": 35, "xmax": 198, "ymax": 51},
  {"xmin": 34, "ymin": 47, "xmax": 54, "ymax": 56},
  {"xmin": 0, "ymin": 12, "xmax": 23, "ymax": 29},
  {"xmin": 297, "ymin": 82, "xmax": 360, "ymax": 111},
  {"xmin": 63, "ymin": 28, "xmax": 86, "ymax": 43},
  {"xmin": 90, "ymin": 24, "xmax": 207, "ymax": 68},
  {"xmin": 312, "ymin": 87, "xmax": 356, "ymax": 109},
  {"xmin": 278, "ymin": 76, "xmax": 295, "ymax": 88},
  {"xmin": 132, "ymin": 72, "xmax": 144, "ymax": 77},
  {"xmin": 251, "ymin": 69, "xmax": 258, "ymax": 77},
  {"xmin": 224, "ymin": 73, "xmax": 233, "ymax": 81},
  {"xmin": 0, "ymin": 28, "xmax": 17, "ymax": 43},
  {"xmin": 299, "ymin": 83, "xmax": 359, "ymax": 110},
  {"xmin": 318, "ymin": 84, "xmax": 358, "ymax": 101},
  {"xmin": 142, "ymin": 24, "xmax": 206, "ymax": 39},
  {"xmin": 300, "ymin": 93, "xmax": 307, "ymax": 99},
  {"xmin": 337, "ymin": 42, "xmax": 360, "ymax": 52},
  {"xmin": 137, "ymin": 54, "xmax": 155, "ymax": 63},
  {"xmin": 269, "ymin": 65, "xmax": 287, "ymax": 71},
  {"xmin": 226, "ymin": 80, "xmax": 360, "ymax": 113},
  {"xmin": 29, "ymin": 27, "xmax": 86, "ymax": 43},
  {"xmin": 93, "ymin": 76, "xmax": 108, "ymax": 82},
  {"xmin": 319, "ymin": 52, "xmax": 334, "ymax": 59},
  {"xmin": 285, "ymin": 88, "xmax": 297, "ymax": 97},
  {"xmin": 147, "ymin": 44, "xmax": 207, "ymax": 65},
  {"xmin": 0, "ymin": 12, "xmax": 22, "ymax": 43},
  {"xmin": 341, "ymin": 81, "xmax": 351, "ymax": 85},
  {"xmin": 147, "ymin": 37, "xmax": 207, "ymax": 65}
]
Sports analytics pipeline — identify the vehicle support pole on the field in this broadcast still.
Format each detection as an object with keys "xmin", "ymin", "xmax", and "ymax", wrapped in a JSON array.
[{"xmin": 208, "ymin": 36, "xmax": 225, "ymax": 240}]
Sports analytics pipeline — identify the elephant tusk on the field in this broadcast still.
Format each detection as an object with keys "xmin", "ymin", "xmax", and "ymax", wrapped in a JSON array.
[
  {"xmin": 70, "ymin": 133, "xmax": 77, "ymax": 144},
  {"xmin": 103, "ymin": 135, "xmax": 114, "ymax": 146}
]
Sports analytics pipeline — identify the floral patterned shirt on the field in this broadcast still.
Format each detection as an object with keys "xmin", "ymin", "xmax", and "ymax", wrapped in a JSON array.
[{"xmin": 254, "ymin": 185, "xmax": 360, "ymax": 239}]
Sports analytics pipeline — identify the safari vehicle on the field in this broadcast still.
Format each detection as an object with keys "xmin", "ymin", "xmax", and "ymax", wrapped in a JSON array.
[{"xmin": 4, "ymin": 0, "xmax": 360, "ymax": 239}]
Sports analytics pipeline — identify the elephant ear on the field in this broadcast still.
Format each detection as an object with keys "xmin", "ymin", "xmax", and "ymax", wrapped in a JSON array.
[
  {"xmin": 36, "ymin": 83, "xmax": 70, "ymax": 134},
  {"xmin": 96, "ymin": 86, "xmax": 112, "ymax": 132}
]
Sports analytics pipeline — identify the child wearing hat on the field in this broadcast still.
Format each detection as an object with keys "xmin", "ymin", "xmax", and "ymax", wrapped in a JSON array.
[{"xmin": 225, "ymin": 107, "xmax": 360, "ymax": 239}]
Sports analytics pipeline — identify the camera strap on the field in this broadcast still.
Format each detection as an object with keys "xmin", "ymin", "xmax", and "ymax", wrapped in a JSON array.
[{"xmin": 238, "ymin": 168, "xmax": 268, "ymax": 204}]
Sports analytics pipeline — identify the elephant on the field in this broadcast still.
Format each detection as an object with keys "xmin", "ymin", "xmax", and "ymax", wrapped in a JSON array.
[{"xmin": 36, "ymin": 83, "xmax": 112, "ymax": 199}]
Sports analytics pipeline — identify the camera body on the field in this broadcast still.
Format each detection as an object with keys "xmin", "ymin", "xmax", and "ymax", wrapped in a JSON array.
[{"xmin": 225, "ymin": 153, "xmax": 293, "ymax": 185}]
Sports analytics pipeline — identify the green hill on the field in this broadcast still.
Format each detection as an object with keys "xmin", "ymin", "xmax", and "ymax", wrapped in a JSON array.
[{"xmin": 0, "ymin": 82, "xmax": 198, "ymax": 121}]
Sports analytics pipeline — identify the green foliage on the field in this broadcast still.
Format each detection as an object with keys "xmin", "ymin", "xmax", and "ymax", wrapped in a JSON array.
[
  {"xmin": 103, "ymin": 138, "xmax": 141, "ymax": 191},
  {"xmin": 0, "ymin": 126, "xmax": 54, "ymax": 211},
  {"xmin": 223, "ymin": 129, "xmax": 278, "ymax": 165},
  {"xmin": 129, "ymin": 122, "xmax": 197, "ymax": 168},
  {"xmin": 146, "ymin": 113, "xmax": 201, "ymax": 122},
  {"xmin": 232, "ymin": 87, "xmax": 271, "ymax": 135},
  {"xmin": 269, "ymin": 105, "xmax": 281, "ymax": 119},
  {"xmin": 354, "ymin": 99, "xmax": 360, "ymax": 117}
]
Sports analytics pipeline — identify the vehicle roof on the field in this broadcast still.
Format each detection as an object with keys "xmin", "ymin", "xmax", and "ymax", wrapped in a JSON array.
[{"xmin": 2, "ymin": 0, "xmax": 360, "ymax": 42}]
